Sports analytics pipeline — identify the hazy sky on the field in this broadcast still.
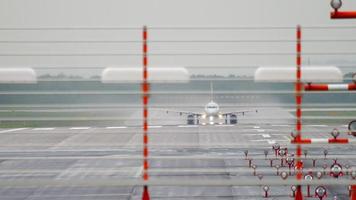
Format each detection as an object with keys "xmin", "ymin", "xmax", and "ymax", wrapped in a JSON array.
[{"xmin": 0, "ymin": 0, "xmax": 356, "ymax": 76}]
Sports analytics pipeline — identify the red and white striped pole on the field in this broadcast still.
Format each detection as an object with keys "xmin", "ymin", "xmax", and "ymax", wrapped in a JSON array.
[
  {"xmin": 292, "ymin": 138, "xmax": 353, "ymax": 144},
  {"xmin": 295, "ymin": 25, "xmax": 304, "ymax": 200},
  {"xmin": 142, "ymin": 25, "xmax": 150, "ymax": 200},
  {"xmin": 305, "ymin": 83, "xmax": 356, "ymax": 91}
]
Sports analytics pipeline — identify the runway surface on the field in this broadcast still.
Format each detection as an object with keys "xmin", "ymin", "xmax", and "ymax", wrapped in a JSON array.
[{"xmin": 0, "ymin": 108, "xmax": 354, "ymax": 200}]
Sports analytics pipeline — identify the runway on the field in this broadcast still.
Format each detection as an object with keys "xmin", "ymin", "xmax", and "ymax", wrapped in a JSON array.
[{"xmin": 0, "ymin": 107, "xmax": 354, "ymax": 200}]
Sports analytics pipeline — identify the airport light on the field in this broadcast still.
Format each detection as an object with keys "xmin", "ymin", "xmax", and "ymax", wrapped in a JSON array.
[
  {"xmin": 330, "ymin": 0, "xmax": 356, "ymax": 19},
  {"xmin": 262, "ymin": 185, "xmax": 269, "ymax": 198},
  {"xmin": 252, "ymin": 164, "xmax": 257, "ymax": 176},
  {"xmin": 315, "ymin": 186, "xmax": 327, "ymax": 200},
  {"xmin": 280, "ymin": 171, "xmax": 288, "ymax": 180},
  {"xmin": 351, "ymin": 170, "xmax": 356, "ymax": 179},
  {"xmin": 323, "ymin": 164, "xmax": 328, "ymax": 175},
  {"xmin": 330, "ymin": 163, "xmax": 343, "ymax": 178},
  {"xmin": 304, "ymin": 174, "xmax": 314, "ymax": 197},
  {"xmin": 264, "ymin": 150, "xmax": 269, "ymax": 159},
  {"xmin": 348, "ymin": 120, "xmax": 356, "ymax": 137},
  {"xmin": 291, "ymin": 185, "xmax": 297, "ymax": 197},
  {"xmin": 331, "ymin": 0, "xmax": 342, "ymax": 11},
  {"xmin": 323, "ymin": 149, "xmax": 329, "ymax": 159},
  {"xmin": 316, "ymin": 171, "xmax": 323, "ymax": 179},
  {"xmin": 331, "ymin": 128, "xmax": 340, "ymax": 139},
  {"xmin": 244, "ymin": 150, "xmax": 249, "ymax": 159}
]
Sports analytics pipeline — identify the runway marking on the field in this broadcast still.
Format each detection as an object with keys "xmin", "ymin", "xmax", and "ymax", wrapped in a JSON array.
[
  {"xmin": 106, "ymin": 126, "xmax": 127, "ymax": 129},
  {"xmin": 215, "ymin": 124, "xmax": 235, "ymax": 127},
  {"xmin": 261, "ymin": 134, "xmax": 271, "ymax": 138},
  {"xmin": 32, "ymin": 128, "xmax": 55, "ymax": 131},
  {"xmin": 256, "ymin": 129, "xmax": 265, "ymax": 133},
  {"xmin": 69, "ymin": 127, "xmax": 91, "ymax": 130},
  {"xmin": 271, "ymin": 125, "xmax": 290, "ymax": 127},
  {"xmin": 0, "ymin": 128, "xmax": 27, "ymax": 133},
  {"xmin": 148, "ymin": 126, "xmax": 162, "ymax": 128},
  {"xmin": 306, "ymin": 125, "xmax": 328, "ymax": 127},
  {"xmin": 178, "ymin": 125, "xmax": 199, "ymax": 128},
  {"xmin": 342, "ymin": 125, "xmax": 348, "ymax": 128},
  {"xmin": 253, "ymin": 126, "xmax": 260, "ymax": 129}
]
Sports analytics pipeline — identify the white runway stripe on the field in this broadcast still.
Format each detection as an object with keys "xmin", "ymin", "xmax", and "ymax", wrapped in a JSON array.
[
  {"xmin": 271, "ymin": 125, "xmax": 290, "ymax": 127},
  {"xmin": 32, "ymin": 128, "xmax": 55, "ymax": 131},
  {"xmin": 256, "ymin": 129, "xmax": 265, "ymax": 132},
  {"xmin": 0, "ymin": 128, "xmax": 27, "ymax": 133},
  {"xmin": 148, "ymin": 126, "xmax": 162, "ymax": 128},
  {"xmin": 214, "ymin": 124, "xmax": 234, "ymax": 127},
  {"xmin": 106, "ymin": 126, "xmax": 127, "ymax": 129},
  {"xmin": 261, "ymin": 134, "xmax": 271, "ymax": 138},
  {"xmin": 178, "ymin": 125, "xmax": 199, "ymax": 128},
  {"xmin": 69, "ymin": 127, "xmax": 91, "ymax": 130},
  {"xmin": 306, "ymin": 125, "xmax": 328, "ymax": 127}
]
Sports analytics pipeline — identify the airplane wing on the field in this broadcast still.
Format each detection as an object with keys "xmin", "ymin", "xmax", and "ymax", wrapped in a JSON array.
[
  {"xmin": 221, "ymin": 109, "xmax": 258, "ymax": 116},
  {"xmin": 164, "ymin": 109, "xmax": 203, "ymax": 117}
]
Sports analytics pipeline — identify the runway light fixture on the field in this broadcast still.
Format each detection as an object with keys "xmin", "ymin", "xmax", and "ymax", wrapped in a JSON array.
[
  {"xmin": 280, "ymin": 171, "xmax": 288, "ymax": 180},
  {"xmin": 303, "ymin": 149, "xmax": 308, "ymax": 158},
  {"xmin": 263, "ymin": 150, "xmax": 269, "ymax": 159},
  {"xmin": 350, "ymin": 170, "xmax": 356, "ymax": 179},
  {"xmin": 262, "ymin": 185, "xmax": 269, "ymax": 198},
  {"xmin": 315, "ymin": 186, "xmax": 327, "ymax": 200},
  {"xmin": 330, "ymin": 163, "xmax": 343, "ymax": 178},
  {"xmin": 331, "ymin": 0, "xmax": 342, "ymax": 11},
  {"xmin": 331, "ymin": 128, "xmax": 340, "ymax": 139},
  {"xmin": 291, "ymin": 185, "xmax": 297, "ymax": 197},
  {"xmin": 323, "ymin": 149, "xmax": 328, "ymax": 158},
  {"xmin": 316, "ymin": 171, "xmax": 323, "ymax": 179},
  {"xmin": 348, "ymin": 120, "xmax": 356, "ymax": 136}
]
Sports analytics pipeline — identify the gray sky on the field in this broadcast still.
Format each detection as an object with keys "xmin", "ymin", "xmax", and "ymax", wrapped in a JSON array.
[{"xmin": 0, "ymin": 0, "xmax": 356, "ymax": 77}]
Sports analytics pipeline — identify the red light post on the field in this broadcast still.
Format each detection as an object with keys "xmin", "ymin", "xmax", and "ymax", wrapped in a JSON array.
[{"xmin": 330, "ymin": 0, "xmax": 356, "ymax": 19}]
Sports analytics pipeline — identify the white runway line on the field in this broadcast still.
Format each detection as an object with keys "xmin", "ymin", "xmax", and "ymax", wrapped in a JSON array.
[
  {"xmin": 0, "ymin": 128, "xmax": 27, "ymax": 133},
  {"xmin": 178, "ymin": 125, "xmax": 199, "ymax": 128},
  {"xmin": 271, "ymin": 125, "xmax": 290, "ymax": 127},
  {"xmin": 253, "ymin": 126, "xmax": 260, "ymax": 129},
  {"xmin": 306, "ymin": 125, "xmax": 328, "ymax": 127},
  {"xmin": 69, "ymin": 127, "xmax": 91, "ymax": 130},
  {"xmin": 148, "ymin": 126, "xmax": 162, "ymax": 128},
  {"xmin": 261, "ymin": 134, "xmax": 271, "ymax": 138},
  {"xmin": 106, "ymin": 126, "xmax": 127, "ymax": 129},
  {"xmin": 256, "ymin": 129, "xmax": 265, "ymax": 133},
  {"xmin": 214, "ymin": 124, "xmax": 234, "ymax": 127},
  {"xmin": 32, "ymin": 128, "xmax": 55, "ymax": 131}
]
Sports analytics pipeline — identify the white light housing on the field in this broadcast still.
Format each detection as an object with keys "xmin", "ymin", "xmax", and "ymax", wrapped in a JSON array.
[
  {"xmin": 331, "ymin": 0, "xmax": 342, "ymax": 10},
  {"xmin": 0, "ymin": 68, "xmax": 37, "ymax": 84},
  {"xmin": 254, "ymin": 66, "xmax": 342, "ymax": 83},
  {"xmin": 101, "ymin": 67, "xmax": 190, "ymax": 83}
]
